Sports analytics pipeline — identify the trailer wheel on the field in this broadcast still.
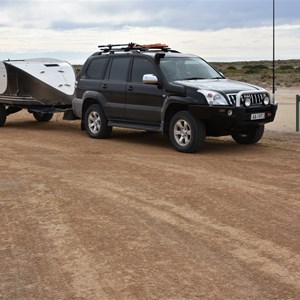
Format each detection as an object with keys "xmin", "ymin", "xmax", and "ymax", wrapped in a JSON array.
[
  {"xmin": 0, "ymin": 104, "xmax": 7, "ymax": 127},
  {"xmin": 33, "ymin": 112, "xmax": 54, "ymax": 122}
]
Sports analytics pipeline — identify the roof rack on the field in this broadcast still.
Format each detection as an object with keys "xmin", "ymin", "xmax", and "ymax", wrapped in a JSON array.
[{"xmin": 97, "ymin": 43, "xmax": 179, "ymax": 54}]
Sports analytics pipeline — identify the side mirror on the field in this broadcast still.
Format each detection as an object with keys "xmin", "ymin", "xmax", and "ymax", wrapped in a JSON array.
[{"xmin": 143, "ymin": 74, "xmax": 158, "ymax": 85}]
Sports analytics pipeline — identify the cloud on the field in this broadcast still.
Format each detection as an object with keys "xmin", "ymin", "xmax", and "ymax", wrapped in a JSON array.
[
  {"xmin": 0, "ymin": 0, "xmax": 299, "ymax": 62},
  {"xmin": 1, "ymin": 24, "xmax": 298, "ymax": 63},
  {"xmin": 1, "ymin": 0, "xmax": 299, "ymax": 31}
]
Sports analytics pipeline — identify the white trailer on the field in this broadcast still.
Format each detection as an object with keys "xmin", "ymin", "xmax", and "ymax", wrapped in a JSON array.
[{"xmin": 0, "ymin": 58, "xmax": 76, "ymax": 126}]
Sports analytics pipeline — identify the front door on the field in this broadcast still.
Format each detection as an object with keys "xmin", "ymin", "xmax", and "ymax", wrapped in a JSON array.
[{"xmin": 125, "ymin": 57, "xmax": 163, "ymax": 124}]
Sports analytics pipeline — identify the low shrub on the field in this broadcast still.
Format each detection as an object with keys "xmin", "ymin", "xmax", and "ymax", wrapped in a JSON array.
[{"xmin": 278, "ymin": 65, "xmax": 294, "ymax": 70}]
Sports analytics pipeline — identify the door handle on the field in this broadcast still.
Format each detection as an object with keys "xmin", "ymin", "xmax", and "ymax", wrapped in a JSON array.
[
  {"xmin": 102, "ymin": 83, "xmax": 107, "ymax": 89},
  {"xmin": 127, "ymin": 85, "xmax": 133, "ymax": 91}
]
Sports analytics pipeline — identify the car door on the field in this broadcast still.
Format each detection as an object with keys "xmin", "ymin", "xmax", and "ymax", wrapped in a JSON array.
[
  {"xmin": 100, "ymin": 57, "xmax": 131, "ymax": 120},
  {"xmin": 125, "ymin": 57, "xmax": 163, "ymax": 124}
]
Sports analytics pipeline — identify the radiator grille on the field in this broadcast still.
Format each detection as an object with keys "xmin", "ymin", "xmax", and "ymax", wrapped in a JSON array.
[{"xmin": 227, "ymin": 93, "xmax": 268, "ymax": 107}]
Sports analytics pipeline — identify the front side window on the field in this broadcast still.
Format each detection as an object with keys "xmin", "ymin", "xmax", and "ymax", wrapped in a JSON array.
[
  {"xmin": 131, "ymin": 58, "xmax": 157, "ymax": 83},
  {"xmin": 108, "ymin": 57, "xmax": 130, "ymax": 81},
  {"xmin": 160, "ymin": 57, "xmax": 223, "ymax": 81}
]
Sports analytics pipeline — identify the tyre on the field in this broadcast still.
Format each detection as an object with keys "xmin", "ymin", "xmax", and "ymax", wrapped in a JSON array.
[
  {"xmin": 33, "ymin": 112, "xmax": 54, "ymax": 122},
  {"xmin": 231, "ymin": 125, "xmax": 265, "ymax": 144},
  {"xmin": 169, "ymin": 111, "xmax": 206, "ymax": 153},
  {"xmin": 84, "ymin": 104, "xmax": 112, "ymax": 139},
  {"xmin": 0, "ymin": 104, "xmax": 7, "ymax": 127}
]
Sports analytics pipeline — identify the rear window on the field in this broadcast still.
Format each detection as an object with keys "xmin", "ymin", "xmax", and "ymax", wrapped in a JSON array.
[{"xmin": 86, "ymin": 58, "xmax": 108, "ymax": 79}]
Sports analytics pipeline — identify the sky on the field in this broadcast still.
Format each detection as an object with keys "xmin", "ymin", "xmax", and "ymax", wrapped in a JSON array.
[{"xmin": 0, "ymin": 0, "xmax": 299, "ymax": 63}]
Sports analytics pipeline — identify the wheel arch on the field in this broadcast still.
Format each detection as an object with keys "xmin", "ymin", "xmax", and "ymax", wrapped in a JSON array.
[
  {"xmin": 81, "ymin": 91, "xmax": 107, "ymax": 119},
  {"xmin": 162, "ymin": 100, "xmax": 189, "ymax": 134}
]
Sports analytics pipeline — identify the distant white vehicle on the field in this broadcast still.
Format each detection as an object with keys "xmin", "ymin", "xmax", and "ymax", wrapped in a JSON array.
[{"xmin": 0, "ymin": 58, "xmax": 76, "ymax": 126}]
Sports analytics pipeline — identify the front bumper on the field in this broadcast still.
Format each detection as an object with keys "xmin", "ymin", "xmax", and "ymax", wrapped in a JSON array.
[{"xmin": 188, "ymin": 103, "xmax": 278, "ymax": 131}]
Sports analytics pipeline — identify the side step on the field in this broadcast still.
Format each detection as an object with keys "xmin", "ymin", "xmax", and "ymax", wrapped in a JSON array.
[{"xmin": 108, "ymin": 121, "xmax": 161, "ymax": 132}]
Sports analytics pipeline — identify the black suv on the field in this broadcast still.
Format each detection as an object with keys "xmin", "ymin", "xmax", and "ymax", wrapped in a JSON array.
[{"xmin": 73, "ymin": 43, "xmax": 277, "ymax": 153}]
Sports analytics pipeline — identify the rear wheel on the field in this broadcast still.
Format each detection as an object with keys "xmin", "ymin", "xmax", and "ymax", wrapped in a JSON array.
[
  {"xmin": 231, "ymin": 125, "xmax": 265, "ymax": 144},
  {"xmin": 84, "ymin": 104, "xmax": 112, "ymax": 139},
  {"xmin": 169, "ymin": 111, "xmax": 206, "ymax": 153},
  {"xmin": 33, "ymin": 112, "xmax": 54, "ymax": 122},
  {"xmin": 0, "ymin": 104, "xmax": 7, "ymax": 127}
]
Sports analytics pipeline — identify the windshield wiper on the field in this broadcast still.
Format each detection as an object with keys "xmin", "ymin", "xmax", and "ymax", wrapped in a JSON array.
[
  {"xmin": 182, "ymin": 77, "xmax": 205, "ymax": 80},
  {"xmin": 210, "ymin": 76, "xmax": 224, "ymax": 79}
]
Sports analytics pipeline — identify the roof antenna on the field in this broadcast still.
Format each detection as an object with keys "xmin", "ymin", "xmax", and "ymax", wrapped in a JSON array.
[{"xmin": 272, "ymin": 0, "xmax": 276, "ymax": 103}]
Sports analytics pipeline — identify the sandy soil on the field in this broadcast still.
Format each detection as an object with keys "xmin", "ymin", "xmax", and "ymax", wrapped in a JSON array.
[
  {"xmin": 0, "ymin": 88, "xmax": 299, "ymax": 299},
  {"xmin": 266, "ymin": 87, "xmax": 300, "ymax": 132}
]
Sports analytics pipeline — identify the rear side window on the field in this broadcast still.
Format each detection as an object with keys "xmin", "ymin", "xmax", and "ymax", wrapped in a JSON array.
[
  {"xmin": 108, "ymin": 57, "xmax": 130, "ymax": 81},
  {"xmin": 86, "ymin": 58, "xmax": 108, "ymax": 79},
  {"xmin": 131, "ymin": 58, "xmax": 157, "ymax": 83}
]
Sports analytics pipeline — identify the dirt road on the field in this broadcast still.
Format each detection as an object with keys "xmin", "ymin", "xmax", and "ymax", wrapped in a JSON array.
[{"xmin": 0, "ymin": 111, "xmax": 299, "ymax": 299}]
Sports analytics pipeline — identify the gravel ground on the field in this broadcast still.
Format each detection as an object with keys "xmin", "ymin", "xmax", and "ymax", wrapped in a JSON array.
[{"xmin": 0, "ymin": 88, "xmax": 299, "ymax": 299}]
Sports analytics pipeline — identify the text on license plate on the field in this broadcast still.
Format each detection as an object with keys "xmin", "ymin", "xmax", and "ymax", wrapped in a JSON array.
[{"xmin": 251, "ymin": 112, "xmax": 265, "ymax": 120}]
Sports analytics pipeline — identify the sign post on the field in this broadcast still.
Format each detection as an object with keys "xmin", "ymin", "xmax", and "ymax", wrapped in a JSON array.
[{"xmin": 296, "ymin": 95, "xmax": 300, "ymax": 132}]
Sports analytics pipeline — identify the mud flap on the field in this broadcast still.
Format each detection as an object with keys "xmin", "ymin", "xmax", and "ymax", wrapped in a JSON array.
[{"xmin": 63, "ymin": 108, "xmax": 78, "ymax": 120}]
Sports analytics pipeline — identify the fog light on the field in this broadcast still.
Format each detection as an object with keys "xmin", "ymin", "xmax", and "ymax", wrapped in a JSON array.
[
  {"xmin": 244, "ymin": 97, "xmax": 251, "ymax": 107},
  {"xmin": 227, "ymin": 109, "xmax": 233, "ymax": 116},
  {"xmin": 263, "ymin": 96, "xmax": 270, "ymax": 105}
]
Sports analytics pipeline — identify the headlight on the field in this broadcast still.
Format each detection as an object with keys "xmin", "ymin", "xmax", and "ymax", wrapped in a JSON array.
[
  {"xmin": 198, "ymin": 89, "xmax": 228, "ymax": 105},
  {"xmin": 263, "ymin": 95, "xmax": 270, "ymax": 105}
]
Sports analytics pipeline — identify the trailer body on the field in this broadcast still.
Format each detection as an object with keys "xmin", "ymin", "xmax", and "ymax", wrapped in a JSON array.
[{"xmin": 0, "ymin": 58, "xmax": 76, "ymax": 125}]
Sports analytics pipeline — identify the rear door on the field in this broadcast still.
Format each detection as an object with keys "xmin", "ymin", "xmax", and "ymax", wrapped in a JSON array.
[
  {"xmin": 125, "ymin": 57, "xmax": 163, "ymax": 123},
  {"xmin": 100, "ymin": 57, "xmax": 131, "ymax": 120}
]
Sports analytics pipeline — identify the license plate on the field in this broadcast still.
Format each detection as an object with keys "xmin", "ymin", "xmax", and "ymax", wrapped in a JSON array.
[{"xmin": 251, "ymin": 112, "xmax": 265, "ymax": 120}]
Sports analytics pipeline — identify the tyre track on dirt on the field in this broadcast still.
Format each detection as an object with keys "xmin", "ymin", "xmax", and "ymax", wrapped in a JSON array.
[
  {"xmin": 0, "ymin": 118, "xmax": 299, "ymax": 299},
  {"xmin": 0, "ymin": 175, "xmax": 110, "ymax": 299},
  {"xmin": 70, "ymin": 173, "xmax": 300, "ymax": 290}
]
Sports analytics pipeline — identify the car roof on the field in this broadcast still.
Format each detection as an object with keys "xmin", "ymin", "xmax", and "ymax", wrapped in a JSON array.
[
  {"xmin": 90, "ymin": 50, "xmax": 198, "ymax": 59},
  {"xmin": 89, "ymin": 43, "xmax": 198, "ymax": 59}
]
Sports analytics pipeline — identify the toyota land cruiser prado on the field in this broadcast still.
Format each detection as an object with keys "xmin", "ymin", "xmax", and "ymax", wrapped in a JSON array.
[{"xmin": 72, "ymin": 43, "xmax": 277, "ymax": 153}]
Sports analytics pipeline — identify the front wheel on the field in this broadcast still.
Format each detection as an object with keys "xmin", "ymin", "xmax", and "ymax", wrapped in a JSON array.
[
  {"xmin": 33, "ymin": 112, "xmax": 54, "ymax": 122},
  {"xmin": 169, "ymin": 111, "xmax": 206, "ymax": 153},
  {"xmin": 84, "ymin": 104, "xmax": 112, "ymax": 139},
  {"xmin": 231, "ymin": 125, "xmax": 265, "ymax": 144},
  {"xmin": 0, "ymin": 104, "xmax": 7, "ymax": 127}
]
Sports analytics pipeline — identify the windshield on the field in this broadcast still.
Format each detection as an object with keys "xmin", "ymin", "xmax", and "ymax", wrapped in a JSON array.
[{"xmin": 160, "ymin": 57, "xmax": 223, "ymax": 81}]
